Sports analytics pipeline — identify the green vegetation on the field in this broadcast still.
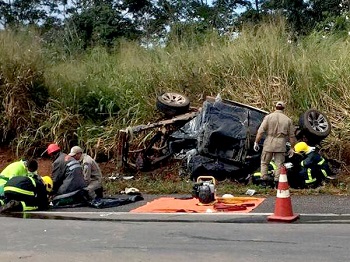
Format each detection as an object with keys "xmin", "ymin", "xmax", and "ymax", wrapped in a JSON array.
[
  {"xmin": 1, "ymin": 20, "xmax": 350, "ymax": 195},
  {"xmin": 102, "ymin": 173, "xmax": 347, "ymax": 196}
]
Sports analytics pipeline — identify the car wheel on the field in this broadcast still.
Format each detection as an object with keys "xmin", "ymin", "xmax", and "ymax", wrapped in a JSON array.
[
  {"xmin": 156, "ymin": 92, "xmax": 190, "ymax": 116},
  {"xmin": 299, "ymin": 109, "xmax": 331, "ymax": 139}
]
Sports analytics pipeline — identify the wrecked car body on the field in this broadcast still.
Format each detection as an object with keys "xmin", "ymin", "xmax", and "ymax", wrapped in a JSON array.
[
  {"xmin": 169, "ymin": 97, "xmax": 268, "ymax": 181},
  {"xmin": 118, "ymin": 94, "xmax": 332, "ymax": 183}
]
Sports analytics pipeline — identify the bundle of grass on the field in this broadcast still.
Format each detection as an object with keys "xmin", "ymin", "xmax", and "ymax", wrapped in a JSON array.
[{"xmin": 0, "ymin": 29, "xmax": 48, "ymax": 148}]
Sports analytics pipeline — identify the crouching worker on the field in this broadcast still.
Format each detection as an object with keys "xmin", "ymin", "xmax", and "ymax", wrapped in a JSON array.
[
  {"xmin": 293, "ymin": 142, "xmax": 332, "ymax": 188},
  {"xmin": 0, "ymin": 176, "xmax": 53, "ymax": 213},
  {"xmin": 47, "ymin": 143, "xmax": 86, "ymax": 195},
  {"xmin": 46, "ymin": 143, "xmax": 88, "ymax": 207},
  {"xmin": 69, "ymin": 146, "xmax": 103, "ymax": 200},
  {"xmin": 0, "ymin": 159, "xmax": 39, "ymax": 196}
]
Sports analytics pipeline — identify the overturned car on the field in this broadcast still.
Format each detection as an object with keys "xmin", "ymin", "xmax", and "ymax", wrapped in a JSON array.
[{"xmin": 118, "ymin": 93, "xmax": 332, "ymax": 183}]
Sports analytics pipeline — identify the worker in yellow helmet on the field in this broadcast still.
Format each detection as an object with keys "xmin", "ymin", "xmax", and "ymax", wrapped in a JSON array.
[
  {"xmin": 0, "ymin": 175, "xmax": 53, "ymax": 213},
  {"xmin": 293, "ymin": 142, "xmax": 332, "ymax": 188}
]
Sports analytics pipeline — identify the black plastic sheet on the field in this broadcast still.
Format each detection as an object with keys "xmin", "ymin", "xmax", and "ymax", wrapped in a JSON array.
[{"xmin": 171, "ymin": 99, "xmax": 267, "ymax": 181}]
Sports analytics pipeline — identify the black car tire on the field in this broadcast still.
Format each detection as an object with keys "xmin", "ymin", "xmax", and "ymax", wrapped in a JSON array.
[
  {"xmin": 299, "ymin": 109, "xmax": 331, "ymax": 138},
  {"xmin": 156, "ymin": 92, "xmax": 190, "ymax": 116}
]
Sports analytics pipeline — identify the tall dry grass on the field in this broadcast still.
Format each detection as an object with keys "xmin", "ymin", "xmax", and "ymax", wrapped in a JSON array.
[
  {"xmin": 2, "ymin": 20, "xmax": 350, "ymax": 166},
  {"xmin": 0, "ymin": 29, "xmax": 48, "ymax": 150}
]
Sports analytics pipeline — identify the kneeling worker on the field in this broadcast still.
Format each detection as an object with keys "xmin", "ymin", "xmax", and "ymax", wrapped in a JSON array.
[
  {"xmin": 46, "ymin": 143, "xmax": 86, "ymax": 196},
  {"xmin": 0, "ymin": 159, "xmax": 39, "ymax": 195},
  {"xmin": 0, "ymin": 175, "xmax": 53, "ymax": 213},
  {"xmin": 69, "ymin": 146, "xmax": 103, "ymax": 200},
  {"xmin": 294, "ymin": 142, "xmax": 332, "ymax": 188}
]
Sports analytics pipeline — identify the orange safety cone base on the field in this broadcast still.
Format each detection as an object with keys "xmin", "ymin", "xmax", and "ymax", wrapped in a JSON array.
[
  {"xmin": 267, "ymin": 213, "xmax": 300, "ymax": 222},
  {"xmin": 267, "ymin": 165, "xmax": 299, "ymax": 223},
  {"xmin": 272, "ymin": 197, "xmax": 295, "ymax": 217}
]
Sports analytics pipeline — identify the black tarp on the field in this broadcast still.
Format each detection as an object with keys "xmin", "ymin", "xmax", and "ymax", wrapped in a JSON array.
[{"xmin": 171, "ymin": 98, "xmax": 267, "ymax": 181}]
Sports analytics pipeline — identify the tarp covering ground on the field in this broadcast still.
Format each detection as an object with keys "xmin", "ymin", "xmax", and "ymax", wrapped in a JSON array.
[{"xmin": 130, "ymin": 196, "xmax": 265, "ymax": 213}]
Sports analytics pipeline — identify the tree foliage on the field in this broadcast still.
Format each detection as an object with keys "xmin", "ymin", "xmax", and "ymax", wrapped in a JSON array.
[{"xmin": 0, "ymin": 0, "xmax": 350, "ymax": 49}]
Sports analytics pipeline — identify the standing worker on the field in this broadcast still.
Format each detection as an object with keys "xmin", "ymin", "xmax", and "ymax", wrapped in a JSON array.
[
  {"xmin": 69, "ymin": 146, "xmax": 103, "ymax": 200},
  {"xmin": 254, "ymin": 101, "xmax": 297, "ymax": 183}
]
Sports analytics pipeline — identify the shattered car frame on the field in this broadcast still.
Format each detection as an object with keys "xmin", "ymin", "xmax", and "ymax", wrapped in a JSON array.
[
  {"xmin": 117, "ymin": 110, "xmax": 199, "ymax": 171},
  {"xmin": 117, "ymin": 96, "xmax": 332, "ymax": 182}
]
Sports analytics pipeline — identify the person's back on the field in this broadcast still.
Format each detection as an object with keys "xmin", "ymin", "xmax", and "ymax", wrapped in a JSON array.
[
  {"xmin": 82, "ymin": 154, "xmax": 103, "ymax": 198},
  {"xmin": 294, "ymin": 142, "xmax": 331, "ymax": 188},
  {"xmin": 57, "ymin": 155, "xmax": 86, "ymax": 195},
  {"xmin": 47, "ymin": 143, "xmax": 86, "ymax": 196},
  {"xmin": 82, "ymin": 154, "xmax": 102, "ymax": 185},
  {"xmin": 0, "ymin": 159, "xmax": 38, "ymax": 195},
  {"xmin": 259, "ymin": 110, "xmax": 295, "ymax": 152},
  {"xmin": 68, "ymin": 146, "xmax": 103, "ymax": 199},
  {"xmin": 1, "ymin": 175, "xmax": 49, "ymax": 212},
  {"xmin": 1, "ymin": 160, "xmax": 27, "ymax": 178},
  {"xmin": 254, "ymin": 101, "xmax": 296, "ymax": 183},
  {"xmin": 300, "ymin": 149, "xmax": 330, "ymax": 186},
  {"xmin": 51, "ymin": 151, "xmax": 67, "ymax": 193}
]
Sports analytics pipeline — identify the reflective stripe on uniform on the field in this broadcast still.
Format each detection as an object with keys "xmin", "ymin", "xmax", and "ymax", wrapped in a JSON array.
[
  {"xmin": 318, "ymin": 158, "xmax": 325, "ymax": 165},
  {"xmin": 28, "ymin": 176, "xmax": 36, "ymax": 187},
  {"xmin": 21, "ymin": 201, "xmax": 37, "ymax": 211},
  {"xmin": 253, "ymin": 172, "xmax": 262, "ymax": 178},
  {"xmin": 0, "ymin": 176, "xmax": 9, "ymax": 182},
  {"xmin": 0, "ymin": 199, "xmax": 4, "ymax": 205},
  {"xmin": 305, "ymin": 168, "xmax": 317, "ymax": 184},
  {"xmin": 321, "ymin": 169, "xmax": 328, "ymax": 178},
  {"xmin": 67, "ymin": 161, "xmax": 81, "ymax": 170},
  {"xmin": 4, "ymin": 186, "xmax": 35, "ymax": 196},
  {"xmin": 270, "ymin": 161, "xmax": 277, "ymax": 170}
]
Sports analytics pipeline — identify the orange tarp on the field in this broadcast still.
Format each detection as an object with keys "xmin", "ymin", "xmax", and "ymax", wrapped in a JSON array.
[{"xmin": 130, "ymin": 197, "xmax": 265, "ymax": 213}]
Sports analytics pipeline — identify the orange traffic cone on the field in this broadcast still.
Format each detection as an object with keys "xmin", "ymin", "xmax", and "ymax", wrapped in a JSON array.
[{"xmin": 267, "ymin": 165, "xmax": 299, "ymax": 222}]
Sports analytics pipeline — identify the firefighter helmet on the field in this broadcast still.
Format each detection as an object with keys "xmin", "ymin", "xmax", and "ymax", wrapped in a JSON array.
[
  {"xmin": 42, "ymin": 176, "xmax": 53, "ymax": 193},
  {"xmin": 294, "ymin": 142, "xmax": 310, "ymax": 154}
]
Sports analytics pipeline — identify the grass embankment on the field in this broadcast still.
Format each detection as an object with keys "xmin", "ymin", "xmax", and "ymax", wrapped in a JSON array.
[
  {"xmin": 1, "ymin": 22, "xmax": 350, "ymax": 195},
  {"xmin": 102, "ymin": 166, "xmax": 347, "ymax": 197}
]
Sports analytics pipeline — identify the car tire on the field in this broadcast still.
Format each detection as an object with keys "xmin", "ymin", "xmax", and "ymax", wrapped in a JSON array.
[
  {"xmin": 156, "ymin": 92, "xmax": 190, "ymax": 116},
  {"xmin": 299, "ymin": 109, "xmax": 331, "ymax": 139}
]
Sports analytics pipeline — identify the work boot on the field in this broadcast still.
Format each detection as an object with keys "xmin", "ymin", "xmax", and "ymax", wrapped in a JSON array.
[
  {"xmin": 0, "ymin": 200, "xmax": 22, "ymax": 213},
  {"xmin": 258, "ymin": 175, "xmax": 274, "ymax": 188},
  {"xmin": 261, "ymin": 175, "xmax": 273, "ymax": 182}
]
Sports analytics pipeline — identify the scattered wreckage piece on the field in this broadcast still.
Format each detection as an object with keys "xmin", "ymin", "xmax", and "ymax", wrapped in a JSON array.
[
  {"xmin": 117, "ymin": 110, "xmax": 198, "ymax": 171},
  {"xmin": 156, "ymin": 92, "xmax": 191, "ymax": 117},
  {"xmin": 296, "ymin": 109, "xmax": 331, "ymax": 146}
]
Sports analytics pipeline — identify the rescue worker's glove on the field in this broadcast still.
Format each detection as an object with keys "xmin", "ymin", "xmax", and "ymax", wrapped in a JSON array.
[
  {"xmin": 287, "ymin": 148, "xmax": 294, "ymax": 158},
  {"xmin": 253, "ymin": 142, "xmax": 260, "ymax": 152}
]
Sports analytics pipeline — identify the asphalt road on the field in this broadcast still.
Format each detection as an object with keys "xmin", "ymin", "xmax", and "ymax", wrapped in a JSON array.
[
  {"xmin": 45, "ymin": 194, "xmax": 350, "ymax": 215},
  {"xmin": 1, "ymin": 194, "xmax": 350, "ymax": 262},
  {"xmin": 1, "ymin": 217, "xmax": 350, "ymax": 262}
]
